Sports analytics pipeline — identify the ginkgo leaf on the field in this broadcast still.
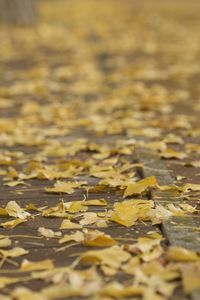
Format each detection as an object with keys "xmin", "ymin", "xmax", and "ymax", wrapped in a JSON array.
[
  {"xmin": 38, "ymin": 227, "xmax": 62, "ymax": 238},
  {"xmin": 123, "ymin": 176, "xmax": 158, "ymax": 198},
  {"xmin": 122, "ymin": 256, "xmax": 140, "ymax": 275},
  {"xmin": 45, "ymin": 181, "xmax": 87, "ymax": 194},
  {"xmin": 110, "ymin": 199, "xmax": 154, "ymax": 227},
  {"xmin": 5, "ymin": 201, "xmax": 30, "ymax": 219},
  {"xmin": 20, "ymin": 259, "xmax": 54, "ymax": 271},
  {"xmin": 64, "ymin": 201, "xmax": 88, "ymax": 213},
  {"xmin": 83, "ymin": 199, "xmax": 107, "ymax": 206},
  {"xmin": 180, "ymin": 263, "xmax": 200, "ymax": 294},
  {"xmin": 0, "ymin": 218, "xmax": 27, "ymax": 229},
  {"xmin": 166, "ymin": 247, "xmax": 199, "ymax": 262},
  {"xmin": 59, "ymin": 231, "xmax": 84, "ymax": 244},
  {"xmin": 83, "ymin": 230, "xmax": 117, "ymax": 247},
  {"xmin": 182, "ymin": 183, "xmax": 200, "ymax": 192},
  {"xmin": 0, "ymin": 236, "xmax": 12, "ymax": 248},
  {"xmin": 4, "ymin": 180, "xmax": 27, "ymax": 187},
  {"xmin": 79, "ymin": 245, "xmax": 131, "ymax": 268},
  {"xmin": 0, "ymin": 277, "xmax": 21, "ymax": 289},
  {"xmin": 41, "ymin": 267, "xmax": 102, "ymax": 297},
  {"xmin": 79, "ymin": 212, "xmax": 107, "ymax": 227},
  {"xmin": 0, "ymin": 247, "xmax": 28, "ymax": 258},
  {"xmin": 127, "ymin": 236, "xmax": 163, "ymax": 262},
  {"xmin": 160, "ymin": 148, "xmax": 187, "ymax": 159},
  {"xmin": 100, "ymin": 282, "xmax": 143, "ymax": 298},
  {"xmin": 60, "ymin": 219, "xmax": 82, "ymax": 229},
  {"xmin": 0, "ymin": 207, "xmax": 8, "ymax": 216},
  {"xmin": 11, "ymin": 287, "xmax": 47, "ymax": 300}
]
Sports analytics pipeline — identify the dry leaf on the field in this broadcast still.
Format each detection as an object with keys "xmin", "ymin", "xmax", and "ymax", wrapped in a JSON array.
[
  {"xmin": 182, "ymin": 183, "xmax": 200, "ymax": 192},
  {"xmin": 60, "ymin": 219, "xmax": 82, "ymax": 229},
  {"xmin": 0, "ymin": 277, "xmax": 20, "ymax": 289},
  {"xmin": 38, "ymin": 227, "xmax": 62, "ymax": 238},
  {"xmin": 11, "ymin": 287, "xmax": 47, "ymax": 300},
  {"xmin": 180, "ymin": 262, "xmax": 200, "ymax": 294},
  {"xmin": 166, "ymin": 246, "xmax": 199, "ymax": 262},
  {"xmin": 83, "ymin": 230, "xmax": 117, "ymax": 247},
  {"xmin": 79, "ymin": 245, "xmax": 131, "ymax": 268},
  {"xmin": 160, "ymin": 148, "xmax": 187, "ymax": 159},
  {"xmin": 0, "ymin": 247, "xmax": 28, "ymax": 258},
  {"xmin": 0, "ymin": 218, "xmax": 27, "ymax": 229},
  {"xmin": 123, "ymin": 176, "xmax": 158, "ymax": 198},
  {"xmin": 45, "ymin": 181, "xmax": 87, "ymax": 194},
  {"xmin": 21, "ymin": 259, "xmax": 54, "ymax": 271},
  {"xmin": 5, "ymin": 201, "xmax": 30, "ymax": 219},
  {"xmin": 0, "ymin": 236, "xmax": 12, "ymax": 248}
]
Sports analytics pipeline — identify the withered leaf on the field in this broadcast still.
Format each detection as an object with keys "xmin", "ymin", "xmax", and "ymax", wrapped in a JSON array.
[{"xmin": 123, "ymin": 176, "xmax": 158, "ymax": 198}]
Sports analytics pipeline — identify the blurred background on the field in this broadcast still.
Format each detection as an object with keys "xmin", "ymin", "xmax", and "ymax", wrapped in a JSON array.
[{"xmin": 0, "ymin": 0, "xmax": 200, "ymax": 109}]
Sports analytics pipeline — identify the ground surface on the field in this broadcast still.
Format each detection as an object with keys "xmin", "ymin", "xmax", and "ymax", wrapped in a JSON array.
[{"xmin": 0, "ymin": 1, "xmax": 200, "ymax": 299}]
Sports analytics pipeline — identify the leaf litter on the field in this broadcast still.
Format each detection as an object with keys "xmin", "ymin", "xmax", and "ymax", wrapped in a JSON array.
[{"xmin": 0, "ymin": 0, "xmax": 199, "ymax": 299}]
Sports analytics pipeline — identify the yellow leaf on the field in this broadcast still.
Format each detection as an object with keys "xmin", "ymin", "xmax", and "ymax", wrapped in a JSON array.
[
  {"xmin": 20, "ymin": 259, "xmax": 54, "ymax": 271},
  {"xmin": 180, "ymin": 263, "xmax": 200, "ymax": 294},
  {"xmin": 1, "ymin": 218, "xmax": 26, "ymax": 229},
  {"xmin": 79, "ymin": 245, "xmax": 131, "ymax": 268},
  {"xmin": 128, "ymin": 236, "xmax": 163, "ymax": 262},
  {"xmin": 110, "ymin": 199, "xmax": 153, "ymax": 227},
  {"xmin": 60, "ymin": 219, "xmax": 82, "ymax": 229},
  {"xmin": 59, "ymin": 231, "xmax": 84, "ymax": 244},
  {"xmin": 160, "ymin": 148, "xmax": 187, "ymax": 159},
  {"xmin": 38, "ymin": 227, "xmax": 62, "ymax": 238},
  {"xmin": 83, "ymin": 199, "xmax": 107, "ymax": 206},
  {"xmin": 122, "ymin": 257, "xmax": 140, "ymax": 274},
  {"xmin": 0, "ymin": 208, "xmax": 8, "ymax": 216},
  {"xmin": 64, "ymin": 201, "xmax": 88, "ymax": 213},
  {"xmin": 123, "ymin": 176, "xmax": 158, "ymax": 198},
  {"xmin": 79, "ymin": 212, "xmax": 108, "ymax": 228},
  {"xmin": 11, "ymin": 287, "xmax": 47, "ymax": 300},
  {"xmin": 182, "ymin": 183, "xmax": 200, "ymax": 192},
  {"xmin": 0, "ymin": 277, "xmax": 20, "ymax": 289},
  {"xmin": 45, "ymin": 181, "xmax": 87, "ymax": 194},
  {"xmin": 0, "ymin": 236, "xmax": 11, "ymax": 248},
  {"xmin": 100, "ymin": 282, "xmax": 143, "ymax": 298},
  {"xmin": 4, "ymin": 180, "xmax": 26, "ymax": 187},
  {"xmin": 83, "ymin": 229, "xmax": 117, "ymax": 247},
  {"xmin": 5, "ymin": 201, "xmax": 30, "ymax": 219},
  {"xmin": 0, "ymin": 247, "xmax": 28, "ymax": 258},
  {"xmin": 166, "ymin": 246, "xmax": 199, "ymax": 262}
]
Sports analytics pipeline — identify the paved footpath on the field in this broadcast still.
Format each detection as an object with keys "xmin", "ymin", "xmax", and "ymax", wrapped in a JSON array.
[{"xmin": 0, "ymin": 1, "xmax": 200, "ymax": 299}]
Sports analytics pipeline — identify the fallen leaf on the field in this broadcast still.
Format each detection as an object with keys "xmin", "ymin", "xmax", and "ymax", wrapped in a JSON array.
[
  {"xmin": 20, "ymin": 259, "xmax": 54, "ymax": 271},
  {"xmin": 11, "ymin": 287, "xmax": 47, "ymax": 300},
  {"xmin": 38, "ymin": 227, "xmax": 62, "ymax": 238},
  {"xmin": 5, "ymin": 201, "xmax": 30, "ymax": 219},
  {"xmin": 60, "ymin": 219, "xmax": 82, "ymax": 229},
  {"xmin": 79, "ymin": 245, "xmax": 131, "ymax": 268},
  {"xmin": 0, "ymin": 236, "xmax": 12, "ymax": 248},
  {"xmin": 180, "ymin": 262, "xmax": 200, "ymax": 294},
  {"xmin": 123, "ymin": 176, "xmax": 158, "ymax": 198},
  {"xmin": 0, "ymin": 247, "xmax": 28, "ymax": 258},
  {"xmin": 160, "ymin": 148, "xmax": 187, "ymax": 159},
  {"xmin": 0, "ymin": 218, "xmax": 27, "ymax": 229},
  {"xmin": 0, "ymin": 277, "xmax": 21, "ymax": 289},
  {"xmin": 166, "ymin": 246, "xmax": 199, "ymax": 262},
  {"xmin": 45, "ymin": 181, "xmax": 87, "ymax": 194}
]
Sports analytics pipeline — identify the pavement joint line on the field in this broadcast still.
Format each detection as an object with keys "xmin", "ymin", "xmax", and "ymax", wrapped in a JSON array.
[{"xmin": 136, "ymin": 147, "xmax": 200, "ymax": 251}]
